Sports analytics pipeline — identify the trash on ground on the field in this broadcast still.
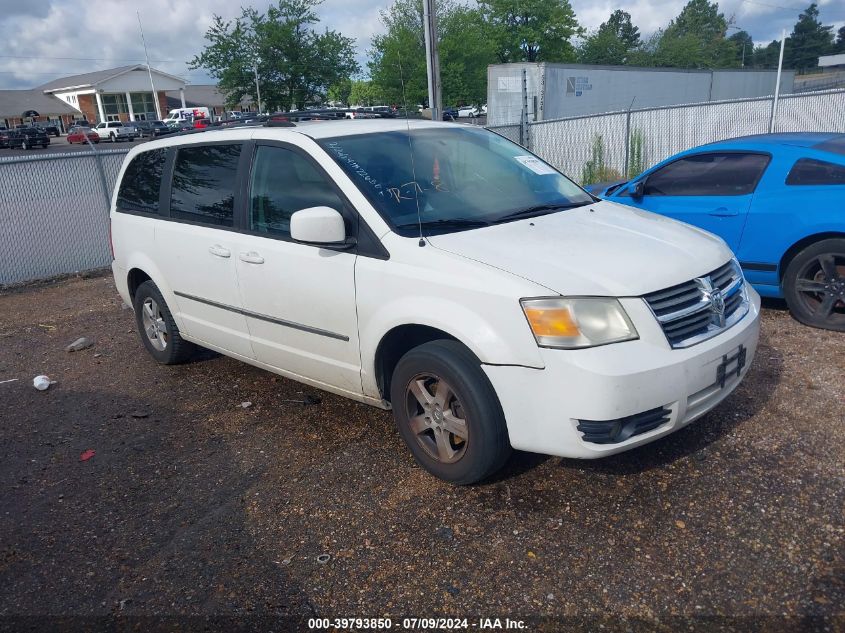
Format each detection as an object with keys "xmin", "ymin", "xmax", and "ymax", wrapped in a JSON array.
[
  {"xmin": 281, "ymin": 394, "xmax": 322, "ymax": 406},
  {"xmin": 316, "ymin": 554, "xmax": 331, "ymax": 564},
  {"xmin": 240, "ymin": 401, "xmax": 252, "ymax": 408},
  {"xmin": 65, "ymin": 337, "xmax": 93, "ymax": 352},
  {"xmin": 129, "ymin": 411, "xmax": 149, "ymax": 418},
  {"xmin": 80, "ymin": 449, "xmax": 96, "ymax": 461},
  {"xmin": 32, "ymin": 375, "xmax": 56, "ymax": 391},
  {"xmin": 0, "ymin": 378, "xmax": 19, "ymax": 385}
]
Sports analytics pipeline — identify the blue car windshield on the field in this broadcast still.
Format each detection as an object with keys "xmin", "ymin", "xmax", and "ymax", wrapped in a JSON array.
[{"xmin": 318, "ymin": 127, "xmax": 593, "ymax": 235}]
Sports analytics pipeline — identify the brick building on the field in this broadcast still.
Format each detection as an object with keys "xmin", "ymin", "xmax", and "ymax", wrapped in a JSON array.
[
  {"xmin": 37, "ymin": 64, "xmax": 187, "ymax": 124},
  {"xmin": 0, "ymin": 89, "xmax": 79, "ymax": 130}
]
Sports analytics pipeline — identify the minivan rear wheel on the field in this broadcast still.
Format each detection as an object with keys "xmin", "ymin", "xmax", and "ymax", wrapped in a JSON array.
[
  {"xmin": 390, "ymin": 340, "xmax": 511, "ymax": 484},
  {"xmin": 133, "ymin": 280, "xmax": 197, "ymax": 364}
]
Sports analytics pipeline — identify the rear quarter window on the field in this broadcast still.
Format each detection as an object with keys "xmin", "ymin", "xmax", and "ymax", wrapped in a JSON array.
[
  {"xmin": 116, "ymin": 149, "xmax": 167, "ymax": 214},
  {"xmin": 169, "ymin": 144, "xmax": 242, "ymax": 227},
  {"xmin": 786, "ymin": 158, "xmax": 845, "ymax": 186}
]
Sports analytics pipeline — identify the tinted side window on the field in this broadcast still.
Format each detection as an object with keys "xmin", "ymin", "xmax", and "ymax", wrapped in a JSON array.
[
  {"xmin": 786, "ymin": 158, "xmax": 845, "ymax": 186},
  {"xmin": 249, "ymin": 145, "xmax": 344, "ymax": 237},
  {"xmin": 644, "ymin": 153, "xmax": 770, "ymax": 196},
  {"xmin": 170, "ymin": 144, "xmax": 242, "ymax": 227},
  {"xmin": 116, "ymin": 149, "xmax": 167, "ymax": 214}
]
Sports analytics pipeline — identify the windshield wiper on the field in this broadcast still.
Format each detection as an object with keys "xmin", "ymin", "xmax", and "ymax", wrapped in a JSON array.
[
  {"xmin": 493, "ymin": 201, "xmax": 590, "ymax": 223},
  {"xmin": 397, "ymin": 218, "xmax": 491, "ymax": 230}
]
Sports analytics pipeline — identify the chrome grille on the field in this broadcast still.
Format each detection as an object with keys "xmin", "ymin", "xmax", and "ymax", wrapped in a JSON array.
[{"xmin": 644, "ymin": 260, "xmax": 749, "ymax": 348}]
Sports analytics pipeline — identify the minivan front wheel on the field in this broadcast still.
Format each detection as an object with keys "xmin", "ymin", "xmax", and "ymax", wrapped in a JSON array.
[
  {"xmin": 390, "ymin": 340, "xmax": 511, "ymax": 484},
  {"xmin": 133, "ymin": 280, "xmax": 197, "ymax": 364}
]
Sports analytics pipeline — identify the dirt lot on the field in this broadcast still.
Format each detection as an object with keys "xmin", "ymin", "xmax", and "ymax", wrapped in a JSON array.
[{"xmin": 0, "ymin": 275, "xmax": 842, "ymax": 632}]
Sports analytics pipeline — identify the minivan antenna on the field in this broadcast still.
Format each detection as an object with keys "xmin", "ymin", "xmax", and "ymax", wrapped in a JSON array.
[
  {"xmin": 137, "ymin": 11, "xmax": 162, "ymax": 120},
  {"xmin": 396, "ymin": 51, "xmax": 425, "ymax": 247}
]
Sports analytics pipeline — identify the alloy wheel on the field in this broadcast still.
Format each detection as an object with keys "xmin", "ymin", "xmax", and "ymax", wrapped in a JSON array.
[
  {"xmin": 404, "ymin": 373, "xmax": 469, "ymax": 464},
  {"xmin": 793, "ymin": 252, "xmax": 845, "ymax": 328},
  {"xmin": 141, "ymin": 297, "xmax": 168, "ymax": 351}
]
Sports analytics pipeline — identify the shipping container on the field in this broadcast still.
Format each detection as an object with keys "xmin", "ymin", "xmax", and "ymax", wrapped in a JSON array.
[{"xmin": 486, "ymin": 63, "xmax": 795, "ymax": 126}]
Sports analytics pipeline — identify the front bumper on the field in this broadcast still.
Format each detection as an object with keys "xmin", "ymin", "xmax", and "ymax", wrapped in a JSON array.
[{"xmin": 483, "ymin": 289, "xmax": 761, "ymax": 459}]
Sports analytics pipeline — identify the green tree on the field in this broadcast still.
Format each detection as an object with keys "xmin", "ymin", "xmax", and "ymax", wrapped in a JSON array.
[
  {"xmin": 190, "ymin": 0, "xmax": 360, "ymax": 112},
  {"xmin": 785, "ymin": 3, "xmax": 834, "ymax": 71},
  {"xmin": 478, "ymin": 0, "xmax": 581, "ymax": 63},
  {"xmin": 727, "ymin": 30, "xmax": 753, "ymax": 67},
  {"xmin": 651, "ymin": 0, "xmax": 734, "ymax": 68},
  {"xmin": 368, "ymin": 0, "xmax": 495, "ymax": 108},
  {"xmin": 578, "ymin": 10, "xmax": 641, "ymax": 65},
  {"xmin": 835, "ymin": 26, "xmax": 845, "ymax": 53},
  {"xmin": 752, "ymin": 39, "xmax": 782, "ymax": 68},
  {"xmin": 348, "ymin": 80, "xmax": 384, "ymax": 106},
  {"xmin": 327, "ymin": 77, "xmax": 353, "ymax": 105},
  {"xmin": 368, "ymin": 0, "xmax": 431, "ymax": 108}
]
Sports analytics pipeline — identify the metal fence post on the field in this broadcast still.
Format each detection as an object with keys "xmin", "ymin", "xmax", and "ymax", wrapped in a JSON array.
[{"xmin": 520, "ymin": 68, "xmax": 529, "ymax": 149}]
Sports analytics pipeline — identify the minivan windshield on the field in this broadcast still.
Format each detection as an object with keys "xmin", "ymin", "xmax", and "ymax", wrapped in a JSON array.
[{"xmin": 318, "ymin": 126, "xmax": 593, "ymax": 235}]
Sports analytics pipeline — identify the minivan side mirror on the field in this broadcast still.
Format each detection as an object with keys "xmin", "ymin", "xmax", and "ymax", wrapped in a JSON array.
[
  {"xmin": 631, "ymin": 180, "xmax": 645, "ymax": 200},
  {"xmin": 290, "ymin": 206, "xmax": 348, "ymax": 246}
]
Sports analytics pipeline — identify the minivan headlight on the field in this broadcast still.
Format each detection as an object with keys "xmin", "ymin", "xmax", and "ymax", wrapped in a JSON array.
[{"xmin": 520, "ymin": 297, "xmax": 638, "ymax": 349}]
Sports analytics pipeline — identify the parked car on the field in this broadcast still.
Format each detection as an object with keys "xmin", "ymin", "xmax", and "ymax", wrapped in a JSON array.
[
  {"xmin": 135, "ymin": 120, "xmax": 173, "ymax": 138},
  {"xmin": 122, "ymin": 122, "xmax": 142, "ymax": 139},
  {"xmin": 8, "ymin": 127, "xmax": 50, "ymax": 149},
  {"xmin": 442, "ymin": 107, "xmax": 458, "ymax": 121},
  {"xmin": 586, "ymin": 133, "xmax": 845, "ymax": 332},
  {"xmin": 0, "ymin": 129, "xmax": 14, "ymax": 148},
  {"xmin": 34, "ymin": 122, "xmax": 61, "ymax": 137},
  {"xmin": 66, "ymin": 126, "xmax": 100, "ymax": 144},
  {"xmin": 110, "ymin": 120, "xmax": 760, "ymax": 484},
  {"xmin": 93, "ymin": 121, "xmax": 135, "ymax": 142},
  {"xmin": 458, "ymin": 106, "xmax": 478, "ymax": 118}
]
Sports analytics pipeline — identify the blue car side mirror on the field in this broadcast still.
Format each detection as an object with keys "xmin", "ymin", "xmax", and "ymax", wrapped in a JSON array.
[{"xmin": 631, "ymin": 180, "xmax": 645, "ymax": 200}]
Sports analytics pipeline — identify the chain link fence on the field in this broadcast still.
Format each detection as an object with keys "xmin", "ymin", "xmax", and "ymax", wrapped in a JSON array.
[
  {"xmin": 2, "ymin": 89, "xmax": 844, "ymax": 286},
  {"xmin": 0, "ymin": 149, "xmax": 129, "ymax": 286},
  {"xmin": 490, "ymin": 88, "xmax": 845, "ymax": 184}
]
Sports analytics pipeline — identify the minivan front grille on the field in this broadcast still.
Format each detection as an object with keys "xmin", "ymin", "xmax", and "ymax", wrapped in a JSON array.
[{"xmin": 644, "ymin": 260, "xmax": 749, "ymax": 348}]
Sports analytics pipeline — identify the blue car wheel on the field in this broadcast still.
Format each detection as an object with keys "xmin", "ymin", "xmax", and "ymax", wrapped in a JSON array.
[{"xmin": 782, "ymin": 238, "xmax": 845, "ymax": 332}]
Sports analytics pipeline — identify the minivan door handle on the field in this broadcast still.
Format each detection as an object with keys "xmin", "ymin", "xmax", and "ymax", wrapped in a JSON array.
[
  {"xmin": 239, "ymin": 251, "xmax": 265, "ymax": 265},
  {"xmin": 709, "ymin": 207, "xmax": 738, "ymax": 217},
  {"xmin": 208, "ymin": 245, "xmax": 231, "ymax": 258}
]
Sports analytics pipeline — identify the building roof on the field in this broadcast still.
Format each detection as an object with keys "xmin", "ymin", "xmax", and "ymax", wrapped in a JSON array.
[
  {"xmin": 165, "ymin": 85, "xmax": 254, "ymax": 109},
  {"xmin": 37, "ymin": 64, "xmax": 185, "ymax": 93},
  {"xmin": 0, "ymin": 90, "xmax": 78, "ymax": 118}
]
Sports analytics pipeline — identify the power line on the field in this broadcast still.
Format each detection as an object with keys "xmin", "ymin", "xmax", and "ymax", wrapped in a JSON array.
[
  {"xmin": 739, "ymin": 0, "xmax": 803, "ymax": 12},
  {"xmin": 0, "ymin": 54, "xmax": 176, "ymax": 62}
]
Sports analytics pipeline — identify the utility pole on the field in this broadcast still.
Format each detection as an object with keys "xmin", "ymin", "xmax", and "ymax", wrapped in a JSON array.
[
  {"xmin": 770, "ymin": 29, "xmax": 786, "ymax": 133},
  {"xmin": 254, "ymin": 63, "xmax": 263, "ymax": 114},
  {"xmin": 137, "ymin": 11, "xmax": 161, "ymax": 120},
  {"xmin": 422, "ymin": 0, "xmax": 442, "ymax": 121}
]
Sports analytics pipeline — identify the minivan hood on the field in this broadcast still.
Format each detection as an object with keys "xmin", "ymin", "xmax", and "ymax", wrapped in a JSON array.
[{"xmin": 426, "ymin": 201, "xmax": 733, "ymax": 296}]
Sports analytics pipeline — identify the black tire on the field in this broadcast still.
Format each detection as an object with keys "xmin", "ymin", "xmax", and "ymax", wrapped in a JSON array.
[
  {"xmin": 132, "ymin": 280, "xmax": 197, "ymax": 364},
  {"xmin": 42, "ymin": 144, "xmax": 48, "ymax": 149},
  {"xmin": 390, "ymin": 340, "xmax": 511, "ymax": 485},
  {"xmin": 782, "ymin": 238, "xmax": 845, "ymax": 332},
  {"xmin": 110, "ymin": 133, "xmax": 116, "ymax": 143}
]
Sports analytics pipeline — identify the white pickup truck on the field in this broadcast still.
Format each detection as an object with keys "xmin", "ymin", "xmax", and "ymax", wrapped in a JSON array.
[{"xmin": 93, "ymin": 121, "xmax": 135, "ymax": 143}]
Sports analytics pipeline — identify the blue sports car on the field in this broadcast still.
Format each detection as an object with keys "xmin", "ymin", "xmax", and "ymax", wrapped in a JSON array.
[{"xmin": 587, "ymin": 133, "xmax": 845, "ymax": 332}]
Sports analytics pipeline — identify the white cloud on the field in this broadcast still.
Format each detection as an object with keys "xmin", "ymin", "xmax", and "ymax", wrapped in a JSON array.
[{"xmin": 0, "ymin": 0, "xmax": 841, "ymax": 90}]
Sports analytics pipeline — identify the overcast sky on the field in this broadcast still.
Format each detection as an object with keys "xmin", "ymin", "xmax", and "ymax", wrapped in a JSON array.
[{"xmin": 0, "ymin": 0, "xmax": 842, "ymax": 90}]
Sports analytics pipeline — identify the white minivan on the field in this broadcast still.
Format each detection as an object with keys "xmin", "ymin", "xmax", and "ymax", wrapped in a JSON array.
[{"xmin": 110, "ymin": 120, "xmax": 761, "ymax": 484}]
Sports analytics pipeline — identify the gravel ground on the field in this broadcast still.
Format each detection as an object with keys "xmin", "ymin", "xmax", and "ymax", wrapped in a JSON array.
[{"xmin": 0, "ymin": 275, "xmax": 842, "ymax": 632}]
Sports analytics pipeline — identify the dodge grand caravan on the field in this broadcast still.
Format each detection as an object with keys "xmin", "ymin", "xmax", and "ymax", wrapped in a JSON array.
[{"xmin": 110, "ymin": 120, "xmax": 761, "ymax": 484}]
